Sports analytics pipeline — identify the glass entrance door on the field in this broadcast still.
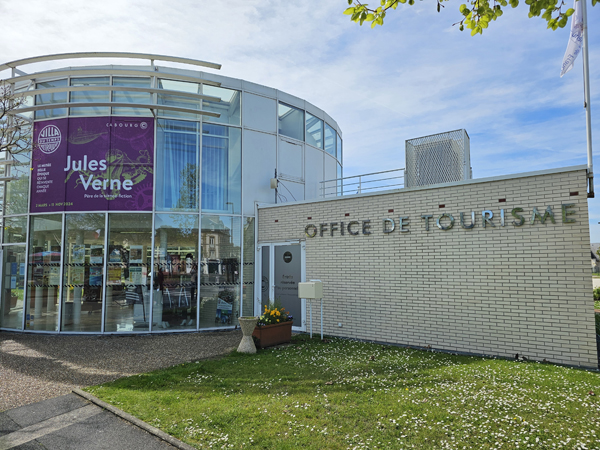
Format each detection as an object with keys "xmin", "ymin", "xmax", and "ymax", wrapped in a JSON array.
[{"xmin": 258, "ymin": 242, "xmax": 305, "ymax": 331}]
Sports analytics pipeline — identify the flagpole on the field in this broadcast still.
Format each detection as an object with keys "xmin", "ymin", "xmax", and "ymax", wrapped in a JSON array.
[{"xmin": 581, "ymin": 0, "xmax": 594, "ymax": 197}]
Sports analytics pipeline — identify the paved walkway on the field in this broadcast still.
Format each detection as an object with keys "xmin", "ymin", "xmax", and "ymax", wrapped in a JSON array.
[
  {"xmin": 0, "ymin": 393, "xmax": 184, "ymax": 450},
  {"xmin": 0, "ymin": 330, "xmax": 241, "ymax": 412}
]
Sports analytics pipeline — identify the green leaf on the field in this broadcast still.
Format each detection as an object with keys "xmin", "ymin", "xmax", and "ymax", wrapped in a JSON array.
[
  {"xmin": 371, "ymin": 20, "xmax": 378, "ymax": 28},
  {"xmin": 343, "ymin": 7, "xmax": 356, "ymax": 15},
  {"xmin": 565, "ymin": 7, "xmax": 574, "ymax": 16},
  {"xmin": 366, "ymin": 13, "xmax": 375, "ymax": 20}
]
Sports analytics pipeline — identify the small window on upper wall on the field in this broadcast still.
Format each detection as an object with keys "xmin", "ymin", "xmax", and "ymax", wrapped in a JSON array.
[
  {"xmin": 324, "ymin": 123, "xmax": 336, "ymax": 157},
  {"xmin": 278, "ymin": 103, "xmax": 304, "ymax": 141},
  {"xmin": 305, "ymin": 113, "xmax": 323, "ymax": 149},
  {"xmin": 112, "ymin": 77, "xmax": 152, "ymax": 116},
  {"xmin": 35, "ymin": 79, "xmax": 68, "ymax": 119},
  {"xmin": 202, "ymin": 86, "xmax": 241, "ymax": 126},
  {"xmin": 337, "ymin": 133, "xmax": 342, "ymax": 163},
  {"xmin": 70, "ymin": 77, "xmax": 110, "ymax": 116}
]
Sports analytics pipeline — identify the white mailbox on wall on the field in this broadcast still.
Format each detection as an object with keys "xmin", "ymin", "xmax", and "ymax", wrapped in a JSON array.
[{"xmin": 298, "ymin": 280, "xmax": 323, "ymax": 299}]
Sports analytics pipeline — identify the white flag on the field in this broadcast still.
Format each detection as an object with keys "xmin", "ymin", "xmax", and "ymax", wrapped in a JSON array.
[{"xmin": 560, "ymin": 0, "xmax": 584, "ymax": 77}]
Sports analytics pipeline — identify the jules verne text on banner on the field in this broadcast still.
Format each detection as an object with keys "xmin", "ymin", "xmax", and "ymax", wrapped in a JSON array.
[{"xmin": 31, "ymin": 117, "xmax": 154, "ymax": 213}]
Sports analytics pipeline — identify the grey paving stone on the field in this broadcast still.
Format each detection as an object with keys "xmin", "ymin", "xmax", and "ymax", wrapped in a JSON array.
[
  {"xmin": 0, "ymin": 412, "xmax": 20, "ymax": 437},
  {"xmin": 33, "ymin": 410, "xmax": 176, "ymax": 450},
  {"xmin": 6, "ymin": 394, "xmax": 88, "ymax": 428}
]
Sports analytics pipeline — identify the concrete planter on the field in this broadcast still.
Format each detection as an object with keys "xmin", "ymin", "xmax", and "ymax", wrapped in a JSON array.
[
  {"xmin": 253, "ymin": 321, "xmax": 293, "ymax": 348},
  {"xmin": 237, "ymin": 317, "xmax": 259, "ymax": 354}
]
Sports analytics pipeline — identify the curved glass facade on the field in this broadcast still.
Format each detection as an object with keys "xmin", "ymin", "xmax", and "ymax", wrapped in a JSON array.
[{"xmin": 0, "ymin": 54, "xmax": 342, "ymax": 333}]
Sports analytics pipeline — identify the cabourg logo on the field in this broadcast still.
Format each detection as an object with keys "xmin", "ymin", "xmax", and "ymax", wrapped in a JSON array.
[{"xmin": 38, "ymin": 125, "xmax": 62, "ymax": 154}]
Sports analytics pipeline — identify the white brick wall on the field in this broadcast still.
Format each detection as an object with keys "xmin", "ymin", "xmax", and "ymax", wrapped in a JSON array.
[{"xmin": 258, "ymin": 167, "xmax": 598, "ymax": 368}]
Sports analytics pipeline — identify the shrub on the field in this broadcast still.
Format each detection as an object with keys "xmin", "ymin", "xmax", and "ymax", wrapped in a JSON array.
[{"xmin": 593, "ymin": 287, "xmax": 600, "ymax": 301}]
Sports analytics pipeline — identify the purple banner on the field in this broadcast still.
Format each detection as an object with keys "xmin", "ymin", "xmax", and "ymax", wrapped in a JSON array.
[{"xmin": 31, "ymin": 117, "xmax": 154, "ymax": 213}]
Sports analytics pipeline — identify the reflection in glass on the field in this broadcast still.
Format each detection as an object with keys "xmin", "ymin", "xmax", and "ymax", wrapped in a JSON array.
[
  {"xmin": 242, "ymin": 218, "xmax": 254, "ymax": 317},
  {"xmin": 202, "ymin": 86, "xmax": 241, "ymax": 126},
  {"xmin": 278, "ymin": 103, "xmax": 304, "ymax": 141},
  {"xmin": 201, "ymin": 124, "xmax": 241, "ymax": 214},
  {"xmin": 5, "ymin": 150, "xmax": 31, "ymax": 216},
  {"xmin": 200, "ymin": 215, "xmax": 240, "ymax": 329},
  {"xmin": 156, "ymin": 120, "xmax": 199, "ymax": 212},
  {"xmin": 0, "ymin": 245, "xmax": 26, "ymax": 329},
  {"xmin": 105, "ymin": 213, "xmax": 152, "ymax": 332},
  {"xmin": 61, "ymin": 214, "xmax": 105, "ymax": 332},
  {"xmin": 3, "ymin": 216, "xmax": 27, "ymax": 244},
  {"xmin": 112, "ymin": 77, "xmax": 152, "ymax": 116},
  {"xmin": 26, "ymin": 214, "xmax": 62, "ymax": 331},
  {"xmin": 35, "ymin": 79, "xmax": 68, "ymax": 119},
  {"xmin": 337, "ymin": 134, "xmax": 343, "ymax": 163},
  {"xmin": 325, "ymin": 123, "xmax": 336, "ymax": 157},
  {"xmin": 153, "ymin": 214, "xmax": 199, "ymax": 330},
  {"xmin": 70, "ymin": 77, "xmax": 110, "ymax": 116},
  {"xmin": 306, "ymin": 113, "xmax": 323, "ymax": 149}
]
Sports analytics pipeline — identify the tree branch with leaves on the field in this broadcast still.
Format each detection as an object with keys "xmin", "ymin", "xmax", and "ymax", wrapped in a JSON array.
[{"xmin": 344, "ymin": 0, "xmax": 595, "ymax": 35}]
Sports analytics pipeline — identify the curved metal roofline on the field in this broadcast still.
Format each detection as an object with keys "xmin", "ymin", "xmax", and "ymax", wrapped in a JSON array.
[
  {"xmin": 11, "ymin": 85, "xmax": 221, "ymax": 103},
  {"xmin": 11, "ymin": 102, "xmax": 221, "ymax": 118},
  {"xmin": 0, "ymin": 52, "xmax": 221, "ymax": 72},
  {"xmin": 6, "ymin": 68, "xmax": 221, "ymax": 87}
]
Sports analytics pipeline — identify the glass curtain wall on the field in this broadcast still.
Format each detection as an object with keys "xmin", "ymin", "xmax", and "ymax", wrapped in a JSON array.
[
  {"xmin": 35, "ymin": 79, "xmax": 68, "ymax": 119},
  {"xmin": 153, "ymin": 214, "xmax": 199, "ymax": 330},
  {"xmin": 278, "ymin": 103, "xmax": 304, "ymax": 141},
  {"xmin": 201, "ymin": 124, "xmax": 241, "ymax": 214},
  {"xmin": 0, "ymin": 246, "xmax": 26, "ymax": 329},
  {"xmin": 306, "ymin": 113, "xmax": 323, "ymax": 149},
  {"xmin": 325, "ymin": 123, "xmax": 336, "ymax": 157},
  {"xmin": 26, "ymin": 214, "xmax": 62, "ymax": 331},
  {"xmin": 199, "ymin": 215, "xmax": 240, "ymax": 328},
  {"xmin": 61, "ymin": 213, "xmax": 105, "ymax": 332},
  {"xmin": 70, "ymin": 77, "xmax": 110, "ymax": 116},
  {"xmin": 242, "ymin": 218, "xmax": 254, "ymax": 317},
  {"xmin": 105, "ymin": 214, "xmax": 152, "ymax": 332},
  {"xmin": 156, "ymin": 120, "xmax": 200, "ymax": 211}
]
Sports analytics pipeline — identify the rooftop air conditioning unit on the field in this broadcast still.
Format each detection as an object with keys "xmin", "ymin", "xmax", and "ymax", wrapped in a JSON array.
[{"xmin": 405, "ymin": 129, "xmax": 471, "ymax": 188}]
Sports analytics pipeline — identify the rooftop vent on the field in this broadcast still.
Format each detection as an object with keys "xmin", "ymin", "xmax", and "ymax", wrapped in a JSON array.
[{"xmin": 405, "ymin": 129, "xmax": 471, "ymax": 188}]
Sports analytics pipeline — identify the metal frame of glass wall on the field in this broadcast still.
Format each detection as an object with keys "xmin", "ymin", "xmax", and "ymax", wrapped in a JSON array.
[{"xmin": 0, "ymin": 53, "xmax": 342, "ymax": 334}]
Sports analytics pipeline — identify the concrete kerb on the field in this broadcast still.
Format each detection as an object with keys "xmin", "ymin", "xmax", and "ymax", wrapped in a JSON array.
[{"xmin": 72, "ymin": 389, "xmax": 195, "ymax": 450}]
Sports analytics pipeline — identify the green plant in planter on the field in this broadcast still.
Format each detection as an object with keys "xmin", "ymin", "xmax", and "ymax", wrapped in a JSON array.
[{"xmin": 257, "ymin": 302, "xmax": 293, "ymax": 327}]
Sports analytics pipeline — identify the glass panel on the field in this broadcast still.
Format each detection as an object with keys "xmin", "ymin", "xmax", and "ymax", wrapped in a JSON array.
[
  {"xmin": 105, "ymin": 213, "xmax": 152, "ymax": 332},
  {"xmin": 112, "ymin": 77, "xmax": 152, "ymax": 116},
  {"xmin": 158, "ymin": 79, "xmax": 200, "ymax": 94},
  {"xmin": 337, "ymin": 163, "xmax": 343, "ymax": 196},
  {"xmin": 5, "ymin": 150, "xmax": 31, "ymax": 215},
  {"xmin": 324, "ymin": 123, "xmax": 336, "ymax": 157},
  {"xmin": 274, "ymin": 244, "xmax": 301, "ymax": 323},
  {"xmin": 201, "ymin": 124, "xmax": 241, "ymax": 214},
  {"xmin": 278, "ymin": 103, "xmax": 304, "ymax": 141},
  {"xmin": 35, "ymin": 79, "xmax": 68, "ymax": 119},
  {"xmin": 305, "ymin": 112, "xmax": 323, "ymax": 149},
  {"xmin": 242, "ymin": 217, "xmax": 254, "ymax": 317},
  {"xmin": 0, "ymin": 245, "xmax": 26, "ymax": 329},
  {"xmin": 156, "ymin": 119, "xmax": 199, "ymax": 212},
  {"xmin": 70, "ymin": 77, "xmax": 110, "ymax": 116},
  {"xmin": 153, "ymin": 214, "xmax": 199, "ymax": 330},
  {"xmin": 3, "ymin": 216, "xmax": 27, "ymax": 244},
  {"xmin": 200, "ymin": 215, "xmax": 240, "ymax": 329},
  {"xmin": 26, "ymin": 214, "xmax": 62, "ymax": 331},
  {"xmin": 157, "ymin": 79, "xmax": 201, "ymax": 119},
  {"xmin": 337, "ymin": 134, "xmax": 343, "ymax": 163},
  {"xmin": 61, "ymin": 213, "xmax": 105, "ymax": 332},
  {"xmin": 202, "ymin": 86, "xmax": 241, "ymax": 126}
]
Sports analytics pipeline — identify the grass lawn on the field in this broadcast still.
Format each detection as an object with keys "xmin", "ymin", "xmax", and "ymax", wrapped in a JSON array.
[{"xmin": 86, "ymin": 336, "xmax": 600, "ymax": 449}]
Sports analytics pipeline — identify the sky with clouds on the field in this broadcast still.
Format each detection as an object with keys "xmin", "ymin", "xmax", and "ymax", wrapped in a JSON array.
[{"xmin": 1, "ymin": 0, "xmax": 599, "ymax": 239}]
